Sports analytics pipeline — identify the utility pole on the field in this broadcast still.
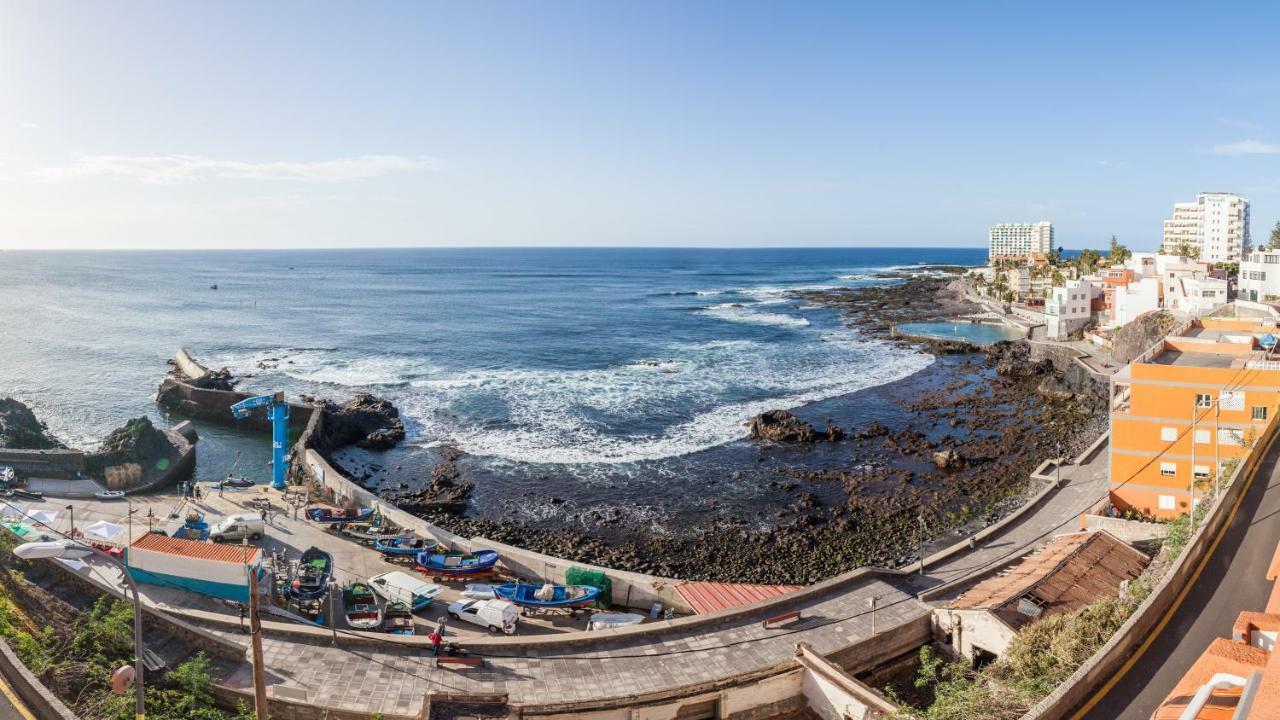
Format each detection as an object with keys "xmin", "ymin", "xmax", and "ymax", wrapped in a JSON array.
[
  {"xmin": 249, "ymin": 570, "xmax": 269, "ymax": 719},
  {"xmin": 1191, "ymin": 399, "xmax": 1198, "ymax": 529}
]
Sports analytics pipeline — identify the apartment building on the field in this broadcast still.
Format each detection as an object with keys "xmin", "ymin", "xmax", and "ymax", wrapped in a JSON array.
[
  {"xmin": 988, "ymin": 222, "xmax": 1053, "ymax": 262},
  {"xmin": 1160, "ymin": 192, "xmax": 1251, "ymax": 264},
  {"xmin": 1045, "ymin": 279, "xmax": 1101, "ymax": 339},
  {"xmin": 1241, "ymin": 249, "xmax": 1280, "ymax": 303},
  {"xmin": 1109, "ymin": 316, "xmax": 1280, "ymax": 519}
]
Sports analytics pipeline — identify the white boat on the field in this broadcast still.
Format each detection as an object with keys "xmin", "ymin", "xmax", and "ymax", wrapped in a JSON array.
[
  {"xmin": 94, "ymin": 490, "xmax": 126, "ymax": 501},
  {"xmin": 461, "ymin": 583, "xmax": 497, "ymax": 600},
  {"xmin": 587, "ymin": 612, "xmax": 646, "ymax": 631}
]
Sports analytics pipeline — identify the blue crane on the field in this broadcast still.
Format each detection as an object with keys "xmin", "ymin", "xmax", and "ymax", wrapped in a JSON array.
[{"xmin": 230, "ymin": 391, "xmax": 290, "ymax": 490}]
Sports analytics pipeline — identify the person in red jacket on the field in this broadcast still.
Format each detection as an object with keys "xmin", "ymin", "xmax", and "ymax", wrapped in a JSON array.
[{"xmin": 428, "ymin": 629, "xmax": 443, "ymax": 656}]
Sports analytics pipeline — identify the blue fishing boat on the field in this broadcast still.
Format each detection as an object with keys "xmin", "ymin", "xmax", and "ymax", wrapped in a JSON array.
[
  {"xmin": 288, "ymin": 547, "xmax": 333, "ymax": 601},
  {"xmin": 416, "ymin": 549, "xmax": 499, "ymax": 577},
  {"xmin": 373, "ymin": 536, "xmax": 436, "ymax": 556},
  {"xmin": 305, "ymin": 507, "xmax": 374, "ymax": 524},
  {"xmin": 493, "ymin": 582, "xmax": 602, "ymax": 610},
  {"xmin": 381, "ymin": 601, "xmax": 415, "ymax": 635}
]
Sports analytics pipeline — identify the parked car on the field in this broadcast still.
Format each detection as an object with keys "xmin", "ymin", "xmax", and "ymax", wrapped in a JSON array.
[
  {"xmin": 209, "ymin": 513, "xmax": 264, "ymax": 542},
  {"xmin": 447, "ymin": 598, "xmax": 519, "ymax": 634}
]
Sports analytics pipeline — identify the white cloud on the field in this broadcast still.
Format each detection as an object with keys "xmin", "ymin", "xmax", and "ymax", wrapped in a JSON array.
[
  {"xmin": 20, "ymin": 123, "xmax": 38, "ymax": 129},
  {"xmin": 1213, "ymin": 140, "xmax": 1280, "ymax": 156},
  {"xmin": 30, "ymin": 153, "xmax": 444, "ymax": 184}
]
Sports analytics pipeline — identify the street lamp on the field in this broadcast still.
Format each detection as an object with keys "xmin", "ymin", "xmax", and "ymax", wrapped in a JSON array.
[{"xmin": 14, "ymin": 537, "xmax": 145, "ymax": 719}]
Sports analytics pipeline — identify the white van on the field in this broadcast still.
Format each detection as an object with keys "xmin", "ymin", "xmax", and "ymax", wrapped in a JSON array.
[
  {"xmin": 209, "ymin": 513, "xmax": 265, "ymax": 543},
  {"xmin": 447, "ymin": 598, "xmax": 519, "ymax": 634},
  {"xmin": 368, "ymin": 571, "xmax": 443, "ymax": 612}
]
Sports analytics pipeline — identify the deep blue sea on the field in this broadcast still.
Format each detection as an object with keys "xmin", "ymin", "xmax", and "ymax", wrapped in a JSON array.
[{"xmin": 0, "ymin": 247, "xmax": 985, "ymax": 531}]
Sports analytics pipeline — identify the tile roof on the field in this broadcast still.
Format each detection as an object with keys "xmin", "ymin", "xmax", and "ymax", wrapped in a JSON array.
[
  {"xmin": 950, "ymin": 531, "xmax": 1149, "ymax": 631},
  {"xmin": 130, "ymin": 532, "xmax": 261, "ymax": 564},
  {"xmin": 1151, "ymin": 638, "xmax": 1268, "ymax": 720},
  {"xmin": 675, "ymin": 581, "xmax": 803, "ymax": 615}
]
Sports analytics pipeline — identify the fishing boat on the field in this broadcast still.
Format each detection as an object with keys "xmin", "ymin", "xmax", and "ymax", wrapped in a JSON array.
[
  {"xmin": 587, "ymin": 612, "xmax": 646, "ymax": 631},
  {"xmin": 416, "ymin": 549, "xmax": 499, "ymax": 577},
  {"xmin": 94, "ymin": 490, "xmax": 126, "ymax": 501},
  {"xmin": 493, "ymin": 583, "xmax": 602, "ymax": 611},
  {"xmin": 381, "ymin": 601, "xmax": 415, "ymax": 635},
  {"xmin": 341, "ymin": 523, "xmax": 409, "ymax": 543},
  {"xmin": 288, "ymin": 547, "xmax": 333, "ymax": 601},
  {"xmin": 305, "ymin": 507, "xmax": 374, "ymax": 524},
  {"xmin": 11, "ymin": 488, "xmax": 42, "ymax": 501},
  {"xmin": 372, "ymin": 536, "xmax": 435, "ymax": 556},
  {"xmin": 219, "ymin": 475, "xmax": 254, "ymax": 489},
  {"xmin": 342, "ymin": 582, "xmax": 383, "ymax": 630}
]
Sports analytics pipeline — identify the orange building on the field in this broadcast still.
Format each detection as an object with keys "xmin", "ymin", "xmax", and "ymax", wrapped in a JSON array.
[
  {"xmin": 1149, "ymin": 541, "xmax": 1280, "ymax": 717},
  {"xmin": 1110, "ymin": 317, "xmax": 1280, "ymax": 519}
]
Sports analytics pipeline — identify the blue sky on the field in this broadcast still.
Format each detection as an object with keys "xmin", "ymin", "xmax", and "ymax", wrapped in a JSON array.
[{"xmin": 2, "ymin": 1, "xmax": 1279, "ymax": 250}]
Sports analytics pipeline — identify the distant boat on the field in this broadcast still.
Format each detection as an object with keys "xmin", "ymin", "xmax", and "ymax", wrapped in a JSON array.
[
  {"xmin": 12, "ymin": 488, "xmax": 43, "ymax": 501},
  {"xmin": 210, "ymin": 284, "xmax": 218, "ymax": 290},
  {"xmin": 342, "ymin": 582, "xmax": 382, "ymax": 630},
  {"xmin": 416, "ymin": 549, "xmax": 499, "ymax": 577},
  {"xmin": 94, "ymin": 490, "xmax": 126, "ymax": 501},
  {"xmin": 493, "ymin": 583, "xmax": 602, "ymax": 610}
]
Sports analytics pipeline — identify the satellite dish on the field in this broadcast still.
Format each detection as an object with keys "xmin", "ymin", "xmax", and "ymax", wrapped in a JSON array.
[{"xmin": 1262, "ymin": 334, "xmax": 1277, "ymax": 351}]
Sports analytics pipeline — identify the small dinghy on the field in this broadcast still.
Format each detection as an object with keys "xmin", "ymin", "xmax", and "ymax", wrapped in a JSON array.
[
  {"xmin": 461, "ymin": 583, "xmax": 497, "ymax": 600},
  {"xmin": 306, "ymin": 507, "xmax": 374, "ymax": 524},
  {"xmin": 381, "ymin": 601, "xmax": 415, "ymax": 635},
  {"xmin": 341, "ymin": 523, "xmax": 408, "ymax": 543},
  {"xmin": 493, "ymin": 582, "xmax": 602, "ymax": 610},
  {"xmin": 416, "ymin": 549, "xmax": 499, "ymax": 577},
  {"xmin": 587, "ymin": 612, "xmax": 646, "ymax": 631},
  {"xmin": 220, "ymin": 475, "xmax": 254, "ymax": 489},
  {"xmin": 288, "ymin": 547, "xmax": 333, "ymax": 601},
  {"xmin": 342, "ymin": 582, "xmax": 383, "ymax": 630},
  {"xmin": 94, "ymin": 490, "xmax": 126, "ymax": 501},
  {"xmin": 12, "ymin": 488, "xmax": 42, "ymax": 501},
  {"xmin": 373, "ymin": 536, "xmax": 435, "ymax": 556}
]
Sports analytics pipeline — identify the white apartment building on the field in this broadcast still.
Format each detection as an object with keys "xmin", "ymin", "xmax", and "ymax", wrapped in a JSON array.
[
  {"xmin": 1240, "ymin": 249, "xmax": 1280, "ymax": 303},
  {"xmin": 1110, "ymin": 277, "xmax": 1161, "ymax": 327},
  {"xmin": 1046, "ymin": 279, "xmax": 1099, "ymax": 339},
  {"xmin": 1160, "ymin": 192, "xmax": 1251, "ymax": 264},
  {"xmin": 989, "ymin": 222, "xmax": 1053, "ymax": 261},
  {"xmin": 1165, "ymin": 273, "xmax": 1229, "ymax": 316}
]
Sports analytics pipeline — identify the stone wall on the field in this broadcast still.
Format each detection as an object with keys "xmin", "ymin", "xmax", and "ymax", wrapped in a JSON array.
[
  {"xmin": 211, "ymin": 685, "xmax": 419, "ymax": 720},
  {"xmin": 1082, "ymin": 515, "xmax": 1168, "ymax": 543},
  {"xmin": 0, "ymin": 447, "xmax": 86, "ymax": 477}
]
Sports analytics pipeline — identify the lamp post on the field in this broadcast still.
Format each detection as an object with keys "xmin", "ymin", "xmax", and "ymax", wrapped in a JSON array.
[
  {"xmin": 65, "ymin": 504, "xmax": 74, "ymax": 537},
  {"xmin": 14, "ymin": 535, "xmax": 145, "ymax": 719}
]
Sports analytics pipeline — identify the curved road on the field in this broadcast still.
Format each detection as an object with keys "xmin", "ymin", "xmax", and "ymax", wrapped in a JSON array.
[{"xmin": 1080, "ymin": 437, "xmax": 1280, "ymax": 719}]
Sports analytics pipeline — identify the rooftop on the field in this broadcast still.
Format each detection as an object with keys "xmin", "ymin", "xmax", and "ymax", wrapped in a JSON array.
[
  {"xmin": 949, "ymin": 531, "xmax": 1149, "ymax": 631},
  {"xmin": 1151, "ymin": 638, "xmax": 1268, "ymax": 720},
  {"xmin": 1149, "ymin": 351, "xmax": 1254, "ymax": 369},
  {"xmin": 130, "ymin": 532, "xmax": 262, "ymax": 564}
]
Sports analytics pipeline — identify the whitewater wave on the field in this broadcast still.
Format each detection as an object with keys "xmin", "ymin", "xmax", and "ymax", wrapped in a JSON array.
[{"xmin": 697, "ymin": 302, "xmax": 810, "ymax": 327}]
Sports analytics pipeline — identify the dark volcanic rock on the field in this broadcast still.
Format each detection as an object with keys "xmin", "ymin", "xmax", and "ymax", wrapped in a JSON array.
[
  {"xmin": 387, "ymin": 459, "xmax": 474, "ymax": 511},
  {"xmin": 986, "ymin": 341, "xmax": 1053, "ymax": 379},
  {"xmin": 86, "ymin": 417, "xmax": 172, "ymax": 475},
  {"xmin": 0, "ymin": 398, "xmax": 62, "ymax": 449},
  {"xmin": 316, "ymin": 393, "xmax": 406, "ymax": 451},
  {"xmin": 746, "ymin": 410, "xmax": 819, "ymax": 442}
]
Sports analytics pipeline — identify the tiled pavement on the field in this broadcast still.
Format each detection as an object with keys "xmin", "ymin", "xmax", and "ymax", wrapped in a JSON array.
[{"xmin": 16, "ymin": 440, "xmax": 1112, "ymax": 714}]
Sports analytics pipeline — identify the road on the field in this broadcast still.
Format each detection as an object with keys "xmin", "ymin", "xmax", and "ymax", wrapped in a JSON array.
[
  {"xmin": 0, "ymin": 676, "xmax": 35, "ymax": 720},
  {"xmin": 1080, "ymin": 437, "xmax": 1280, "ymax": 719}
]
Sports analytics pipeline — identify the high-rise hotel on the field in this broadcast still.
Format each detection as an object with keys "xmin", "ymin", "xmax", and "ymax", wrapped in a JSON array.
[
  {"xmin": 988, "ymin": 222, "xmax": 1054, "ymax": 262},
  {"xmin": 1161, "ymin": 192, "xmax": 1250, "ymax": 264}
]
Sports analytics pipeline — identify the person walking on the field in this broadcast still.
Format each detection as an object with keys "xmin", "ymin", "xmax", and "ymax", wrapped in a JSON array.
[{"xmin": 428, "ymin": 628, "xmax": 443, "ymax": 657}]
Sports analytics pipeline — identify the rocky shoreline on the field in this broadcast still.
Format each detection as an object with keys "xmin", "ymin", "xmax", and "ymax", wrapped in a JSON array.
[{"xmin": 385, "ymin": 271, "xmax": 1108, "ymax": 584}]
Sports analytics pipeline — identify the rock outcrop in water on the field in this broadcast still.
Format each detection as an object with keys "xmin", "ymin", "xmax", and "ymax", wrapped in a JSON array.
[
  {"xmin": 745, "ymin": 409, "xmax": 843, "ymax": 443},
  {"xmin": 85, "ymin": 417, "xmax": 173, "ymax": 476},
  {"xmin": 313, "ymin": 394, "xmax": 406, "ymax": 451},
  {"xmin": 0, "ymin": 398, "xmax": 63, "ymax": 449}
]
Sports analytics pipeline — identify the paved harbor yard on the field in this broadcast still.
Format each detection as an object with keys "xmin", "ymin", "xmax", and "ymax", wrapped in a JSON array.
[{"xmin": 11, "ymin": 440, "xmax": 1111, "ymax": 714}]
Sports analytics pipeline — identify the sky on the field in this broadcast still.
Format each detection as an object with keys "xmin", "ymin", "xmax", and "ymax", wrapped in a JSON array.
[{"xmin": 2, "ymin": 1, "xmax": 1279, "ymax": 251}]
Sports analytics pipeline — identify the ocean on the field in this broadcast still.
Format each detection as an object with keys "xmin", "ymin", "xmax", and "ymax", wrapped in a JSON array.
[{"xmin": 0, "ymin": 246, "xmax": 986, "ymax": 533}]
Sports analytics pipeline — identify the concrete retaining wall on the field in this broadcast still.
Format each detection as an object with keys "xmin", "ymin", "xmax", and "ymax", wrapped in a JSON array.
[
  {"xmin": 211, "ymin": 685, "xmax": 419, "ymax": 720},
  {"xmin": 1082, "ymin": 515, "xmax": 1168, "ymax": 543},
  {"xmin": 1021, "ymin": 416, "xmax": 1280, "ymax": 719},
  {"xmin": 0, "ymin": 448, "xmax": 86, "ymax": 477},
  {"xmin": 0, "ymin": 636, "xmax": 79, "ymax": 719}
]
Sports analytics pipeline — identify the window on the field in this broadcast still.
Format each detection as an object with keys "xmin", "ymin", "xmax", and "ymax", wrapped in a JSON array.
[
  {"xmin": 1158, "ymin": 495, "xmax": 1176, "ymax": 510},
  {"xmin": 1160, "ymin": 462, "xmax": 1177, "ymax": 477},
  {"xmin": 1254, "ymin": 407, "xmax": 1268, "ymax": 421},
  {"xmin": 1196, "ymin": 394, "xmax": 1212, "ymax": 408},
  {"xmin": 1195, "ymin": 429, "xmax": 1211, "ymax": 444},
  {"xmin": 1268, "ymin": 255, "xmax": 1279, "ymax": 264},
  {"xmin": 1219, "ymin": 429, "xmax": 1244, "ymax": 446},
  {"xmin": 1194, "ymin": 465, "xmax": 1210, "ymax": 480},
  {"xmin": 1160, "ymin": 427, "xmax": 1178, "ymax": 442}
]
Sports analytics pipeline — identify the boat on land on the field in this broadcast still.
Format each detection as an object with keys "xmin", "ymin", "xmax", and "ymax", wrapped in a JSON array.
[
  {"xmin": 587, "ymin": 612, "xmax": 646, "ymax": 631},
  {"xmin": 94, "ymin": 490, "xmax": 126, "ymax": 501},
  {"xmin": 372, "ymin": 536, "xmax": 435, "ymax": 556},
  {"xmin": 342, "ymin": 582, "xmax": 383, "ymax": 630},
  {"xmin": 306, "ymin": 507, "xmax": 374, "ymax": 524},
  {"xmin": 11, "ymin": 488, "xmax": 42, "ymax": 501},
  {"xmin": 381, "ymin": 601, "xmax": 415, "ymax": 635},
  {"xmin": 219, "ymin": 475, "xmax": 254, "ymax": 489},
  {"xmin": 493, "ymin": 583, "xmax": 602, "ymax": 611},
  {"xmin": 416, "ymin": 549, "xmax": 499, "ymax": 577},
  {"xmin": 367, "ymin": 570, "xmax": 443, "ymax": 612},
  {"xmin": 340, "ymin": 522, "xmax": 408, "ymax": 543},
  {"xmin": 288, "ymin": 547, "xmax": 333, "ymax": 601}
]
